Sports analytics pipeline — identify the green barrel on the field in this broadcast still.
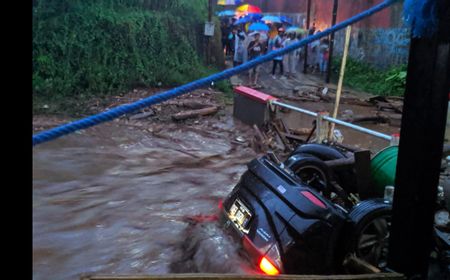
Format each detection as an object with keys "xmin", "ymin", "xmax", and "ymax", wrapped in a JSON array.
[{"xmin": 370, "ymin": 146, "xmax": 398, "ymax": 196}]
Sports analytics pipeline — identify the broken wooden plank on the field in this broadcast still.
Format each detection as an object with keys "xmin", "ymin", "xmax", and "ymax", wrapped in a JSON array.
[
  {"xmin": 343, "ymin": 255, "xmax": 382, "ymax": 274},
  {"xmin": 289, "ymin": 127, "xmax": 314, "ymax": 135},
  {"xmin": 253, "ymin": 124, "xmax": 270, "ymax": 151},
  {"xmin": 271, "ymin": 121, "xmax": 290, "ymax": 148},
  {"xmin": 282, "ymin": 132, "xmax": 307, "ymax": 143},
  {"xmin": 171, "ymin": 106, "xmax": 218, "ymax": 121},
  {"xmin": 279, "ymin": 118, "xmax": 291, "ymax": 134}
]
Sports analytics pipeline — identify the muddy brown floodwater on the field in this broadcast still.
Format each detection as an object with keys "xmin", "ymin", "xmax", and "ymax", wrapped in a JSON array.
[
  {"xmin": 33, "ymin": 112, "xmax": 259, "ymax": 280},
  {"xmin": 33, "ymin": 88, "xmax": 401, "ymax": 280}
]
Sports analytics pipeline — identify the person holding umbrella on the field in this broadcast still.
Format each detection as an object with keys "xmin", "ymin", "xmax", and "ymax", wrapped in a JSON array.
[
  {"xmin": 247, "ymin": 32, "xmax": 263, "ymax": 87},
  {"xmin": 232, "ymin": 27, "xmax": 247, "ymax": 67},
  {"xmin": 283, "ymin": 31, "xmax": 300, "ymax": 79},
  {"xmin": 270, "ymin": 27, "xmax": 286, "ymax": 79}
]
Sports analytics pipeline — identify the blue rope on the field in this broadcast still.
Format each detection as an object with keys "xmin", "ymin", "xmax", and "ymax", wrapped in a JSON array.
[{"xmin": 33, "ymin": 0, "xmax": 399, "ymax": 147}]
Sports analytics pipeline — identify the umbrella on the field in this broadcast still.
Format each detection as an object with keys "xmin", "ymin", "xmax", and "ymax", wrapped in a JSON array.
[
  {"xmin": 234, "ymin": 13, "xmax": 262, "ymax": 25},
  {"xmin": 286, "ymin": 26, "xmax": 306, "ymax": 34},
  {"xmin": 261, "ymin": 15, "xmax": 282, "ymax": 23},
  {"xmin": 217, "ymin": 0, "xmax": 242, "ymax": 5},
  {"xmin": 280, "ymin": 15, "xmax": 293, "ymax": 25},
  {"xmin": 248, "ymin": 22, "xmax": 269, "ymax": 32},
  {"xmin": 236, "ymin": 4, "xmax": 262, "ymax": 14},
  {"xmin": 249, "ymin": 31, "xmax": 268, "ymax": 41},
  {"xmin": 217, "ymin": 10, "xmax": 236, "ymax": 17}
]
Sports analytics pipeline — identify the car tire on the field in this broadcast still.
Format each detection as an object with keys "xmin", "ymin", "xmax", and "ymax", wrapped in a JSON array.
[
  {"xmin": 347, "ymin": 199, "xmax": 392, "ymax": 269},
  {"xmin": 285, "ymin": 153, "xmax": 333, "ymax": 196}
]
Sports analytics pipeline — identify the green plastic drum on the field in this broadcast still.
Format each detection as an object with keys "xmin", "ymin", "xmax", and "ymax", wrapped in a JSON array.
[{"xmin": 371, "ymin": 146, "xmax": 398, "ymax": 196}]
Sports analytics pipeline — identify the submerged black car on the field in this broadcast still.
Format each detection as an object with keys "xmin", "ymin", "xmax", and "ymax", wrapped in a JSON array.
[{"xmin": 220, "ymin": 150, "xmax": 391, "ymax": 275}]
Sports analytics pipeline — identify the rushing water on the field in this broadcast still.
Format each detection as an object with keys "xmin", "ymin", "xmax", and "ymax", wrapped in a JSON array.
[
  {"xmin": 33, "ymin": 118, "xmax": 258, "ymax": 280},
  {"xmin": 33, "ymin": 101, "xmax": 400, "ymax": 280}
]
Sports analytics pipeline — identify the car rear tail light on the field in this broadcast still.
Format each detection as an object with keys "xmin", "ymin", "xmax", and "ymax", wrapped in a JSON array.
[
  {"xmin": 259, "ymin": 257, "xmax": 280, "ymax": 275},
  {"xmin": 300, "ymin": 191, "xmax": 327, "ymax": 209}
]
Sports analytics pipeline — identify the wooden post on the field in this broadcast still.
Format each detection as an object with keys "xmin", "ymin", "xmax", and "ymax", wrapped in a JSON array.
[
  {"xmin": 206, "ymin": 0, "xmax": 212, "ymax": 64},
  {"xmin": 303, "ymin": 0, "xmax": 312, "ymax": 74},
  {"xmin": 316, "ymin": 111, "xmax": 330, "ymax": 143},
  {"xmin": 328, "ymin": 25, "xmax": 351, "ymax": 140},
  {"xmin": 325, "ymin": 0, "xmax": 339, "ymax": 83},
  {"xmin": 387, "ymin": 0, "xmax": 450, "ymax": 278}
]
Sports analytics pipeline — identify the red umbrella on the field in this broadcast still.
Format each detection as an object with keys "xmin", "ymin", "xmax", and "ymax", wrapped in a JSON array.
[{"xmin": 236, "ymin": 4, "xmax": 262, "ymax": 14}]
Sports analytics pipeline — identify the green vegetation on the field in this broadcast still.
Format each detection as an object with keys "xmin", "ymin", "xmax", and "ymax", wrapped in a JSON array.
[
  {"xmin": 332, "ymin": 57, "xmax": 407, "ymax": 96},
  {"xmin": 33, "ymin": 0, "xmax": 226, "ymax": 114}
]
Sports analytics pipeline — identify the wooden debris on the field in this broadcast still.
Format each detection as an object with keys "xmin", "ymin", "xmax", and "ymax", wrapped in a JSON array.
[
  {"xmin": 129, "ymin": 111, "xmax": 155, "ymax": 120},
  {"xmin": 289, "ymin": 128, "xmax": 313, "ymax": 135},
  {"xmin": 369, "ymin": 96, "xmax": 403, "ymax": 113},
  {"xmin": 282, "ymin": 132, "xmax": 307, "ymax": 143},
  {"xmin": 171, "ymin": 106, "xmax": 218, "ymax": 121},
  {"xmin": 253, "ymin": 124, "xmax": 270, "ymax": 152},
  {"xmin": 279, "ymin": 118, "xmax": 291, "ymax": 134},
  {"xmin": 343, "ymin": 255, "xmax": 382, "ymax": 274},
  {"xmin": 377, "ymin": 112, "xmax": 402, "ymax": 127},
  {"xmin": 271, "ymin": 121, "xmax": 289, "ymax": 149}
]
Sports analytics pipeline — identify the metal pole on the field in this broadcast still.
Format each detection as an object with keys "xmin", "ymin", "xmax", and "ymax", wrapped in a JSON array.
[
  {"xmin": 271, "ymin": 100, "xmax": 392, "ymax": 141},
  {"xmin": 303, "ymin": 0, "xmax": 312, "ymax": 74},
  {"xmin": 325, "ymin": 0, "xmax": 339, "ymax": 83},
  {"xmin": 322, "ymin": 115, "xmax": 392, "ymax": 141}
]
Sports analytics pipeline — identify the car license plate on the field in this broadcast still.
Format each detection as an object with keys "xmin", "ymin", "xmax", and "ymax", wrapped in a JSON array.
[{"xmin": 228, "ymin": 199, "xmax": 252, "ymax": 231}]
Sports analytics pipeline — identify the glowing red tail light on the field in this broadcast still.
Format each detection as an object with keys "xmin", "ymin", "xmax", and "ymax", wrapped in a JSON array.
[
  {"xmin": 300, "ymin": 191, "xmax": 327, "ymax": 209},
  {"xmin": 259, "ymin": 257, "xmax": 280, "ymax": 275}
]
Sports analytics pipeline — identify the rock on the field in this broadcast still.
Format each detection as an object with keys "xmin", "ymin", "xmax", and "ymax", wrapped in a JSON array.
[{"xmin": 129, "ymin": 111, "xmax": 156, "ymax": 120}]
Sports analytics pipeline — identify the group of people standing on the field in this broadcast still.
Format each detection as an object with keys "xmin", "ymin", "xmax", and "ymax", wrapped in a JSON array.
[{"xmin": 220, "ymin": 18, "xmax": 330, "ymax": 87}]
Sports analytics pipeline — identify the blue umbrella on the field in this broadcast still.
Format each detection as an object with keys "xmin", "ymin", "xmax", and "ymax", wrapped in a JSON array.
[
  {"xmin": 248, "ymin": 22, "xmax": 269, "ymax": 32},
  {"xmin": 261, "ymin": 15, "xmax": 282, "ymax": 23},
  {"xmin": 217, "ymin": 10, "xmax": 236, "ymax": 17},
  {"xmin": 280, "ymin": 15, "xmax": 293, "ymax": 25},
  {"xmin": 234, "ymin": 13, "xmax": 262, "ymax": 25}
]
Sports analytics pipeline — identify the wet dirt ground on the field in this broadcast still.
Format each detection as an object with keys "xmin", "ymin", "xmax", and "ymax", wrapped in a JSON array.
[{"xmin": 33, "ymin": 71, "xmax": 401, "ymax": 279}]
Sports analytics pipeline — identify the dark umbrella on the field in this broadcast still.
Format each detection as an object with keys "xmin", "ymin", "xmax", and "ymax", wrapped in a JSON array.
[
  {"xmin": 280, "ymin": 15, "xmax": 293, "ymax": 25},
  {"xmin": 234, "ymin": 13, "xmax": 262, "ymax": 25}
]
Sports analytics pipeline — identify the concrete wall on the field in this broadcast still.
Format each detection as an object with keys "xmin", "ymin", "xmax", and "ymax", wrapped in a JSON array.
[{"xmin": 244, "ymin": 0, "xmax": 410, "ymax": 68}]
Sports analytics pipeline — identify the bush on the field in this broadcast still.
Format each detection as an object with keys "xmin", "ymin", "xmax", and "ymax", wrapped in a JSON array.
[
  {"xmin": 33, "ymin": 0, "xmax": 211, "ymax": 100},
  {"xmin": 332, "ymin": 57, "xmax": 407, "ymax": 96}
]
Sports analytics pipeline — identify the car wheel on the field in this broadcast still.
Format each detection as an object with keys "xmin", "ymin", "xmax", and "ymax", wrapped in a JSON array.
[
  {"xmin": 348, "ymin": 200, "xmax": 392, "ymax": 269},
  {"xmin": 286, "ymin": 154, "xmax": 333, "ymax": 196}
]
